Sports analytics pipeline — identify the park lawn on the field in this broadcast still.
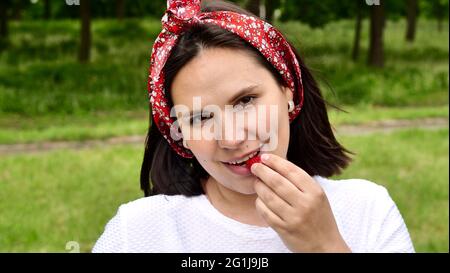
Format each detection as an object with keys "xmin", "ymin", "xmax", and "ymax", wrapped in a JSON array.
[
  {"xmin": 0, "ymin": 18, "xmax": 447, "ymax": 116},
  {"xmin": 333, "ymin": 128, "xmax": 449, "ymax": 252},
  {"xmin": 279, "ymin": 19, "xmax": 449, "ymax": 107},
  {"xmin": 0, "ymin": 105, "xmax": 447, "ymax": 145},
  {"xmin": 0, "ymin": 143, "xmax": 144, "ymax": 252},
  {"xmin": 327, "ymin": 104, "xmax": 448, "ymax": 125},
  {"xmin": 0, "ymin": 128, "xmax": 447, "ymax": 252},
  {"xmin": 0, "ymin": 15, "xmax": 447, "ymax": 253},
  {"xmin": 0, "ymin": 110, "xmax": 149, "ymax": 144}
]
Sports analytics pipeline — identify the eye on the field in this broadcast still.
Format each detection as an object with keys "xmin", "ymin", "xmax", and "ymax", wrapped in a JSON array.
[
  {"xmin": 235, "ymin": 95, "xmax": 256, "ymax": 108},
  {"xmin": 190, "ymin": 112, "xmax": 214, "ymax": 126}
]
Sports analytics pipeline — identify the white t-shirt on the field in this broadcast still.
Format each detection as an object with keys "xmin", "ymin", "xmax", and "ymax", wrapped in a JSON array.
[{"xmin": 92, "ymin": 176, "xmax": 415, "ymax": 253}]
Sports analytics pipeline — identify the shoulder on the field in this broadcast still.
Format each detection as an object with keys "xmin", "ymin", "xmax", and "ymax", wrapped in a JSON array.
[
  {"xmin": 92, "ymin": 194, "xmax": 198, "ymax": 253},
  {"xmin": 313, "ymin": 175, "xmax": 391, "ymax": 203},
  {"xmin": 313, "ymin": 176, "xmax": 414, "ymax": 253},
  {"xmin": 118, "ymin": 194, "xmax": 196, "ymax": 220},
  {"xmin": 312, "ymin": 175, "xmax": 397, "ymax": 222},
  {"xmin": 120, "ymin": 194, "xmax": 189, "ymax": 215}
]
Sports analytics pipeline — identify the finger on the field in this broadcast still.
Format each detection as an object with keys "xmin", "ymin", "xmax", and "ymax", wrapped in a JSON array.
[
  {"xmin": 260, "ymin": 153, "xmax": 315, "ymax": 193},
  {"xmin": 251, "ymin": 162, "xmax": 303, "ymax": 207},
  {"xmin": 254, "ymin": 179, "xmax": 293, "ymax": 220},
  {"xmin": 255, "ymin": 196, "xmax": 285, "ymax": 230}
]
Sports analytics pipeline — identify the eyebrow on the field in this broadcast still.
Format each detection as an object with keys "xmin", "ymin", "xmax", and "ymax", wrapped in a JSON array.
[{"xmin": 187, "ymin": 84, "xmax": 260, "ymax": 117}]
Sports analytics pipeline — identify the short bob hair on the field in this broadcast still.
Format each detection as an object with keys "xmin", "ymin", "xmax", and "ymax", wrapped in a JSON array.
[{"xmin": 140, "ymin": 0, "xmax": 353, "ymax": 197}]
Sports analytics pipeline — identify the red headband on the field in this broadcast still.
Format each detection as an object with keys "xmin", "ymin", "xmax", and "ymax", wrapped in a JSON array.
[{"xmin": 148, "ymin": 0, "xmax": 304, "ymax": 158}]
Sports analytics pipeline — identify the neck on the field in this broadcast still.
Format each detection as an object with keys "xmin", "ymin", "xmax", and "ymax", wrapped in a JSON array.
[{"xmin": 201, "ymin": 177, "xmax": 268, "ymax": 227}]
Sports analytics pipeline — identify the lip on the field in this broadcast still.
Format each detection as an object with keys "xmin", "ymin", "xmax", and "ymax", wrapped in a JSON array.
[
  {"xmin": 222, "ymin": 147, "xmax": 261, "ymax": 164},
  {"xmin": 221, "ymin": 149, "xmax": 261, "ymax": 176},
  {"xmin": 223, "ymin": 163, "xmax": 252, "ymax": 176}
]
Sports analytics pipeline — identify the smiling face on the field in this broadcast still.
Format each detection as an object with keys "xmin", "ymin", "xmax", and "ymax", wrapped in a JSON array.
[{"xmin": 171, "ymin": 48, "xmax": 293, "ymax": 195}]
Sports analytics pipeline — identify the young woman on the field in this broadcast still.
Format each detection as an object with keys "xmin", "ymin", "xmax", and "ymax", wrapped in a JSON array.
[{"xmin": 93, "ymin": 0, "xmax": 415, "ymax": 253}]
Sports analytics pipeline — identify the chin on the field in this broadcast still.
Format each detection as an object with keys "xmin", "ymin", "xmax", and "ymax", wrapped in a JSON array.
[
  {"xmin": 226, "ymin": 188, "xmax": 256, "ymax": 195},
  {"xmin": 228, "ymin": 178, "xmax": 259, "ymax": 195}
]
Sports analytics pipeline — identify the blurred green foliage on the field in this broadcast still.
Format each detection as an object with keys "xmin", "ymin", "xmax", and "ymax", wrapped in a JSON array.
[
  {"xmin": 0, "ymin": 17, "xmax": 447, "ymax": 115},
  {"xmin": 5, "ymin": 0, "xmax": 449, "ymax": 25},
  {"xmin": 0, "ymin": 128, "xmax": 447, "ymax": 252},
  {"xmin": 9, "ymin": 0, "xmax": 166, "ymax": 19},
  {"xmin": 334, "ymin": 128, "xmax": 449, "ymax": 252},
  {"xmin": 280, "ymin": 0, "xmax": 449, "ymax": 27},
  {"xmin": 0, "ymin": 1, "xmax": 448, "ymax": 254}
]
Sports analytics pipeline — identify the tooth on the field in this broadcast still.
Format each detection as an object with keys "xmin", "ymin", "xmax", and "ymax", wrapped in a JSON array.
[{"xmin": 228, "ymin": 151, "xmax": 259, "ymax": 165}]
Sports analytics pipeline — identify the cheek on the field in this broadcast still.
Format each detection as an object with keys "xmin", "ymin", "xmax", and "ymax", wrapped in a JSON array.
[
  {"xmin": 252, "ymin": 104, "xmax": 276, "ymax": 142},
  {"xmin": 257, "ymin": 99, "xmax": 290, "ymax": 153},
  {"xmin": 187, "ymin": 140, "xmax": 217, "ymax": 163}
]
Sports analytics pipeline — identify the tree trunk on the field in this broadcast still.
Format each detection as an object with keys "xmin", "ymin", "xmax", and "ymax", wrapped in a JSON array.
[
  {"xmin": 79, "ymin": 0, "xmax": 91, "ymax": 63},
  {"xmin": 405, "ymin": 0, "xmax": 418, "ymax": 42},
  {"xmin": 368, "ymin": 1, "xmax": 384, "ymax": 68},
  {"xmin": 43, "ymin": 0, "xmax": 51, "ymax": 20},
  {"xmin": 12, "ymin": 0, "xmax": 22, "ymax": 20},
  {"xmin": 246, "ymin": 0, "xmax": 260, "ymax": 17},
  {"xmin": 116, "ymin": 0, "xmax": 125, "ymax": 21},
  {"xmin": 0, "ymin": 0, "xmax": 8, "ymax": 40},
  {"xmin": 265, "ymin": 0, "xmax": 276, "ymax": 23},
  {"xmin": 351, "ymin": 1, "xmax": 363, "ymax": 61}
]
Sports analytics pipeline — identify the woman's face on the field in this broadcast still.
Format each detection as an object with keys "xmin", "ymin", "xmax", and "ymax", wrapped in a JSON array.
[{"xmin": 171, "ymin": 48, "xmax": 293, "ymax": 195}]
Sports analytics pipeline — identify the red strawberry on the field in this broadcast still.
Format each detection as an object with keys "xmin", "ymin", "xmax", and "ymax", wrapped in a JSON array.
[{"xmin": 245, "ymin": 154, "xmax": 262, "ymax": 170}]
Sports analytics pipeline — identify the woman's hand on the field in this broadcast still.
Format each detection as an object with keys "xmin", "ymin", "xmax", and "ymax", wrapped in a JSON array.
[{"xmin": 250, "ymin": 153, "xmax": 351, "ymax": 253}]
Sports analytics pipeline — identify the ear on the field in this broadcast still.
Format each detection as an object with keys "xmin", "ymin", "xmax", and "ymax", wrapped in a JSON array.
[{"xmin": 281, "ymin": 85, "xmax": 293, "ymax": 102}]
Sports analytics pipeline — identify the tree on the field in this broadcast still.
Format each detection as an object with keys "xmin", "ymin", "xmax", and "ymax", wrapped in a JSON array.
[
  {"xmin": 43, "ymin": 0, "xmax": 51, "ymax": 20},
  {"xmin": 431, "ymin": 0, "xmax": 448, "ymax": 31},
  {"xmin": 11, "ymin": 0, "xmax": 22, "ymax": 20},
  {"xmin": 116, "ymin": 0, "xmax": 125, "ymax": 21},
  {"xmin": 245, "ymin": 0, "xmax": 260, "ymax": 17},
  {"xmin": 265, "ymin": 0, "xmax": 280, "ymax": 23},
  {"xmin": 280, "ymin": 0, "xmax": 353, "ymax": 28},
  {"xmin": 405, "ymin": 0, "xmax": 418, "ymax": 42},
  {"xmin": 79, "ymin": 0, "xmax": 91, "ymax": 63},
  {"xmin": 419, "ymin": 0, "xmax": 448, "ymax": 31},
  {"xmin": 0, "ymin": 0, "xmax": 9, "ymax": 42},
  {"xmin": 368, "ymin": 0, "xmax": 385, "ymax": 67},
  {"xmin": 352, "ymin": 1, "xmax": 365, "ymax": 61}
]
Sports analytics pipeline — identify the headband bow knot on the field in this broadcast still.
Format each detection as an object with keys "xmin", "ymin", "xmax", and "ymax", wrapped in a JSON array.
[
  {"xmin": 148, "ymin": 0, "xmax": 304, "ymax": 158},
  {"xmin": 162, "ymin": 0, "xmax": 201, "ymax": 34}
]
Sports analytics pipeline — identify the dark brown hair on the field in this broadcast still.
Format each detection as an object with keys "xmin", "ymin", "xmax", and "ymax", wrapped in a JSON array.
[{"xmin": 140, "ymin": 0, "xmax": 353, "ymax": 197}]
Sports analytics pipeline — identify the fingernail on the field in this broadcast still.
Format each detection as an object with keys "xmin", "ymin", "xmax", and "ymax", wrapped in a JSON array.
[
  {"xmin": 250, "ymin": 163, "xmax": 258, "ymax": 173},
  {"xmin": 261, "ymin": 153, "xmax": 269, "ymax": 162}
]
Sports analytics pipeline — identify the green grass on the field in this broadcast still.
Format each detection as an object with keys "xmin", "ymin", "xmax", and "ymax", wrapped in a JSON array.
[
  {"xmin": 333, "ymin": 128, "xmax": 449, "ymax": 252},
  {"xmin": 328, "ymin": 104, "xmax": 449, "ymax": 126},
  {"xmin": 0, "ymin": 144, "xmax": 143, "ymax": 252},
  {"xmin": 0, "ymin": 128, "xmax": 447, "ymax": 252},
  {"xmin": 0, "ymin": 19, "xmax": 159, "ymax": 115},
  {"xmin": 0, "ymin": 110, "xmax": 149, "ymax": 144},
  {"xmin": 0, "ymin": 18, "xmax": 448, "ymax": 116},
  {"xmin": 0, "ymin": 105, "xmax": 447, "ymax": 145},
  {"xmin": 278, "ymin": 19, "xmax": 449, "ymax": 106},
  {"xmin": 0, "ymin": 16, "xmax": 447, "ymax": 253}
]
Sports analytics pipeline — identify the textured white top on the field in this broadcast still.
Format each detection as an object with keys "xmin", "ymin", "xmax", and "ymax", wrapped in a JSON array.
[{"xmin": 92, "ymin": 176, "xmax": 415, "ymax": 253}]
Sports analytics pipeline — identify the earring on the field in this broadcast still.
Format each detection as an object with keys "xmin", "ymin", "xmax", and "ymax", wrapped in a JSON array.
[{"xmin": 288, "ymin": 100, "xmax": 295, "ymax": 112}]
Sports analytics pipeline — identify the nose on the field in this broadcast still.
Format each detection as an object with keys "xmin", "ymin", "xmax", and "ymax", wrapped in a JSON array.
[
  {"xmin": 217, "ymin": 112, "xmax": 247, "ymax": 150},
  {"xmin": 218, "ymin": 136, "xmax": 246, "ymax": 150},
  {"xmin": 218, "ymin": 124, "xmax": 247, "ymax": 149}
]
